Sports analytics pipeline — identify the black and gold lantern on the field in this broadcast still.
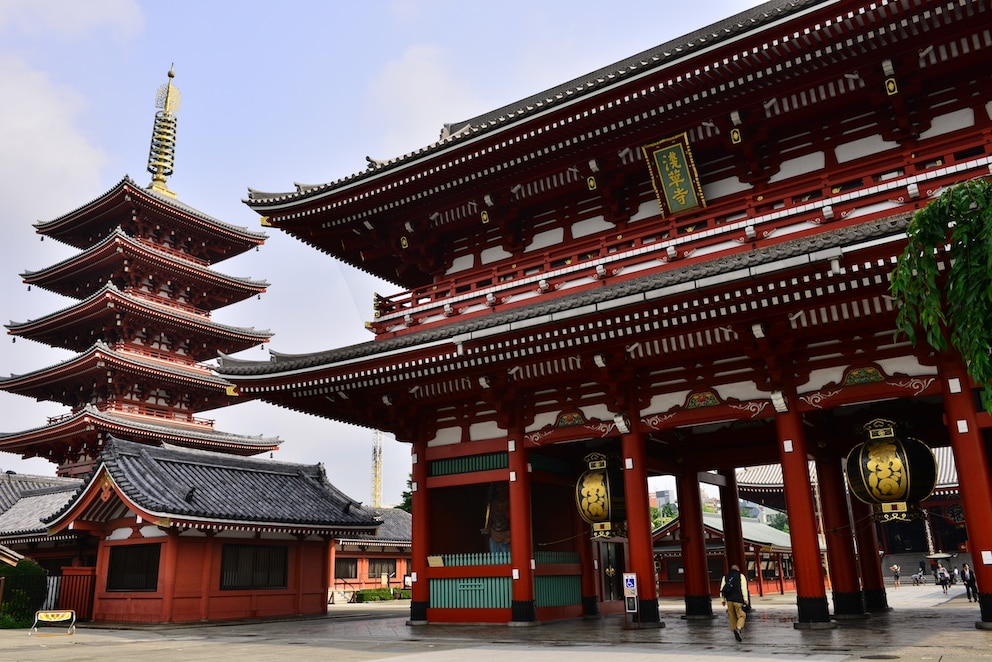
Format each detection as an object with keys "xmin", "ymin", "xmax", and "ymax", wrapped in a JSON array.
[
  {"xmin": 576, "ymin": 452, "xmax": 626, "ymax": 538},
  {"xmin": 845, "ymin": 418, "xmax": 937, "ymax": 522}
]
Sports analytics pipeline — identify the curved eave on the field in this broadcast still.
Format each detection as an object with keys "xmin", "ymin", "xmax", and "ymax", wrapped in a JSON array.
[
  {"xmin": 36, "ymin": 176, "xmax": 267, "ymax": 257},
  {"xmin": 46, "ymin": 467, "xmax": 374, "ymax": 536},
  {"xmin": 6, "ymin": 283, "xmax": 273, "ymax": 353},
  {"xmin": 21, "ymin": 228, "xmax": 269, "ymax": 303},
  {"xmin": 0, "ymin": 407, "xmax": 280, "ymax": 455},
  {"xmin": 0, "ymin": 342, "xmax": 234, "ymax": 396}
]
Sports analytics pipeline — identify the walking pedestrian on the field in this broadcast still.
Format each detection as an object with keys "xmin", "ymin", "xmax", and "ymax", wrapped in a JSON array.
[
  {"xmin": 937, "ymin": 563, "xmax": 951, "ymax": 594},
  {"xmin": 720, "ymin": 563, "xmax": 750, "ymax": 642},
  {"xmin": 961, "ymin": 563, "xmax": 978, "ymax": 602}
]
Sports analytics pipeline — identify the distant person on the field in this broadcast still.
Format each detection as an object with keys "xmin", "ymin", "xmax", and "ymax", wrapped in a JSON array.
[
  {"xmin": 919, "ymin": 559, "xmax": 927, "ymax": 575},
  {"xmin": 952, "ymin": 566, "xmax": 960, "ymax": 585},
  {"xmin": 937, "ymin": 563, "xmax": 951, "ymax": 594},
  {"xmin": 720, "ymin": 564, "xmax": 750, "ymax": 642},
  {"xmin": 961, "ymin": 563, "xmax": 978, "ymax": 602},
  {"xmin": 889, "ymin": 563, "xmax": 901, "ymax": 588}
]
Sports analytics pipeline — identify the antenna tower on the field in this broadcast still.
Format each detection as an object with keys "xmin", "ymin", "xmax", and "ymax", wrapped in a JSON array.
[{"xmin": 371, "ymin": 430, "xmax": 383, "ymax": 507}]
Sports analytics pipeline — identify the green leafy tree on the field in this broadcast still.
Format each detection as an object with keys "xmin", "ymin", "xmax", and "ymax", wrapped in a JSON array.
[
  {"xmin": 768, "ymin": 512, "xmax": 789, "ymax": 533},
  {"xmin": 649, "ymin": 506, "xmax": 663, "ymax": 530},
  {"xmin": 660, "ymin": 502, "xmax": 677, "ymax": 519},
  {"xmin": 397, "ymin": 474, "xmax": 412, "ymax": 513},
  {"xmin": 890, "ymin": 178, "xmax": 992, "ymax": 410}
]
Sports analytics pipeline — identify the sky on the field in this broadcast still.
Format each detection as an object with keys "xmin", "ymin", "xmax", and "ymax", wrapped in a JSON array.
[{"xmin": 0, "ymin": 0, "xmax": 763, "ymax": 506}]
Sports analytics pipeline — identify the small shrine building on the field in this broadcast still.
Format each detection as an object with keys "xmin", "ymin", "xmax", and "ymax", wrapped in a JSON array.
[{"xmin": 218, "ymin": 0, "xmax": 992, "ymax": 629}]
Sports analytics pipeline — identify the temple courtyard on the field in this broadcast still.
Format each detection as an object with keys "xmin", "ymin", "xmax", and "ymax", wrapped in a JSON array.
[{"xmin": 3, "ymin": 582, "xmax": 988, "ymax": 661}]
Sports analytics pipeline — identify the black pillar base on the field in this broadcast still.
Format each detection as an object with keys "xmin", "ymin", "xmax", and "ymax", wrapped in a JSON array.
[
  {"xmin": 831, "ymin": 590, "xmax": 868, "ymax": 618},
  {"xmin": 683, "ymin": 593, "xmax": 714, "ymax": 619},
  {"xmin": 510, "ymin": 599, "xmax": 537, "ymax": 624},
  {"xmin": 976, "ymin": 592, "xmax": 992, "ymax": 629},
  {"xmin": 794, "ymin": 595, "xmax": 836, "ymax": 629},
  {"xmin": 863, "ymin": 587, "xmax": 891, "ymax": 612},
  {"xmin": 635, "ymin": 597, "xmax": 662, "ymax": 626},
  {"xmin": 407, "ymin": 600, "xmax": 429, "ymax": 625},
  {"xmin": 581, "ymin": 595, "xmax": 600, "ymax": 618}
]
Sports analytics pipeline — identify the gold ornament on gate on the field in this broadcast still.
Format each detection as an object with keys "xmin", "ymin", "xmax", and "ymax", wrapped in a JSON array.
[{"xmin": 845, "ymin": 418, "xmax": 937, "ymax": 521}]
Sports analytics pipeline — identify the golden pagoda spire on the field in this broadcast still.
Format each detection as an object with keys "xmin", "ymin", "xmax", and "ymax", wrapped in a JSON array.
[{"xmin": 147, "ymin": 65, "xmax": 181, "ymax": 197}]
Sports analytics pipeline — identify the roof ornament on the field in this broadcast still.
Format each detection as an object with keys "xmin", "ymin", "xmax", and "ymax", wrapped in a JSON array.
[{"xmin": 147, "ymin": 65, "xmax": 181, "ymax": 198}]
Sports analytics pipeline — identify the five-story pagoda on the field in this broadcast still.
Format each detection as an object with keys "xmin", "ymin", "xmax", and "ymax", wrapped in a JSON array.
[{"xmin": 0, "ymin": 69, "xmax": 278, "ymax": 477}]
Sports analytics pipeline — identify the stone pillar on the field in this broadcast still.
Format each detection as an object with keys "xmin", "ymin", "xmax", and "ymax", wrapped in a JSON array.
[
  {"xmin": 939, "ymin": 358, "xmax": 992, "ymax": 629},
  {"xmin": 815, "ymin": 455, "xmax": 867, "ymax": 618},
  {"xmin": 408, "ymin": 439, "xmax": 430, "ymax": 625},
  {"xmin": 620, "ymin": 423, "xmax": 661, "ymax": 624},
  {"xmin": 507, "ymin": 431, "xmax": 536, "ymax": 623},
  {"xmin": 776, "ymin": 405, "xmax": 834, "ymax": 628},
  {"xmin": 676, "ymin": 472, "xmax": 714, "ymax": 618}
]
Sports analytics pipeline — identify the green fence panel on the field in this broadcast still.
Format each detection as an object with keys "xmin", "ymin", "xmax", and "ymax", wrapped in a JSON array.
[
  {"xmin": 534, "ymin": 575, "xmax": 581, "ymax": 608},
  {"xmin": 429, "ymin": 577, "xmax": 512, "ymax": 609}
]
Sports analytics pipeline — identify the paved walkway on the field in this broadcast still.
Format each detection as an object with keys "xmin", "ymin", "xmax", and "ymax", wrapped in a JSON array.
[{"xmin": 2, "ymin": 583, "xmax": 990, "ymax": 661}]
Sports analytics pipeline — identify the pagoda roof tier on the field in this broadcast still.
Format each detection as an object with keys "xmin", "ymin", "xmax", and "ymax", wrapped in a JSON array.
[
  {"xmin": 6, "ymin": 282, "xmax": 272, "ymax": 359},
  {"xmin": 21, "ymin": 228, "xmax": 269, "ymax": 308},
  {"xmin": 44, "ymin": 437, "xmax": 378, "ymax": 537},
  {"xmin": 0, "ymin": 340, "xmax": 238, "ymax": 409},
  {"xmin": 35, "ymin": 177, "xmax": 267, "ymax": 263},
  {"xmin": 0, "ymin": 404, "xmax": 280, "ymax": 462},
  {"xmin": 243, "ymin": 0, "xmax": 989, "ymax": 289}
]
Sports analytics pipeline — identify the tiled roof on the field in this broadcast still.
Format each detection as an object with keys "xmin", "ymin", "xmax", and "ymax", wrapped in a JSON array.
[
  {"xmin": 0, "ymin": 472, "xmax": 80, "ymax": 512},
  {"xmin": 46, "ymin": 438, "xmax": 380, "ymax": 533},
  {"xmin": 0, "ymin": 405, "xmax": 281, "ymax": 452},
  {"xmin": 337, "ymin": 507, "xmax": 411, "ymax": 545},
  {"xmin": 0, "ymin": 482, "xmax": 81, "ymax": 536},
  {"xmin": 36, "ymin": 176, "xmax": 268, "ymax": 244},
  {"xmin": 217, "ymin": 212, "xmax": 910, "ymax": 377}
]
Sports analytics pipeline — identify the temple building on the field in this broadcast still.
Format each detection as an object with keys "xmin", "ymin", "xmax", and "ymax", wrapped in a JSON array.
[
  {"xmin": 0, "ymin": 68, "xmax": 278, "ymax": 477},
  {"xmin": 217, "ymin": 0, "xmax": 992, "ymax": 629}
]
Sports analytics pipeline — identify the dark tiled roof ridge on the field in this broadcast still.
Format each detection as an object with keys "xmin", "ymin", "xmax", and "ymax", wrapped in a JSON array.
[
  {"xmin": 5, "ymin": 280, "xmax": 273, "ymax": 339},
  {"xmin": 22, "ymin": 227, "xmax": 270, "ymax": 289},
  {"xmin": 0, "ymin": 405, "xmax": 281, "ymax": 448},
  {"xmin": 217, "ymin": 210, "xmax": 911, "ymax": 376},
  {"xmin": 35, "ymin": 175, "xmax": 268, "ymax": 242}
]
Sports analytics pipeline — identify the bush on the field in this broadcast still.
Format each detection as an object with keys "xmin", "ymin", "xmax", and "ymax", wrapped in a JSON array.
[
  {"xmin": 0, "ymin": 559, "xmax": 48, "ymax": 628},
  {"xmin": 354, "ymin": 588, "xmax": 394, "ymax": 602}
]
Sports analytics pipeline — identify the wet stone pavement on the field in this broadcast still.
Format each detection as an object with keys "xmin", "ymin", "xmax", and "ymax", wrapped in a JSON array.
[{"xmin": 2, "ymin": 582, "xmax": 991, "ymax": 661}]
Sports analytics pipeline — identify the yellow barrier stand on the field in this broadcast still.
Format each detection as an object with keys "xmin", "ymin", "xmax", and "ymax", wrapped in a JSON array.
[{"xmin": 29, "ymin": 609, "xmax": 76, "ymax": 636}]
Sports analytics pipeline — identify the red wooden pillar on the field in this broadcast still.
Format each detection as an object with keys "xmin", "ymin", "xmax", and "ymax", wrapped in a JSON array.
[
  {"xmin": 620, "ymin": 424, "xmax": 661, "ymax": 624},
  {"xmin": 718, "ymin": 470, "xmax": 746, "ymax": 574},
  {"xmin": 160, "ymin": 532, "xmax": 179, "ymax": 622},
  {"xmin": 676, "ymin": 472, "xmax": 713, "ymax": 618},
  {"xmin": 849, "ymin": 495, "xmax": 889, "ymax": 612},
  {"xmin": 939, "ymin": 358, "xmax": 992, "ymax": 628},
  {"xmin": 815, "ymin": 455, "xmax": 867, "ymax": 618},
  {"xmin": 408, "ymin": 439, "xmax": 430, "ymax": 624},
  {"xmin": 508, "ymin": 432, "xmax": 536, "ymax": 623},
  {"xmin": 776, "ymin": 405, "xmax": 833, "ymax": 627},
  {"xmin": 573, "ymin": 507, "xmax": 599, "ymax": 617}
]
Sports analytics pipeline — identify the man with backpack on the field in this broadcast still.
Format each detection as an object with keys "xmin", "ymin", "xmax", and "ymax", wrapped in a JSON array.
[{"xmin": 720, "ymin": 563, "xmax": 750, "ymax": 642}]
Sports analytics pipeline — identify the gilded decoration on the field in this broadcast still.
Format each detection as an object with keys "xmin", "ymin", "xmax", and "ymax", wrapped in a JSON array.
[
  {"xmin": 843, "ymin": 367, "xmax": 885, "ymax": 386},
  {"xmin": 556, "ymin": 410, "xmax": 587, "ymax": 427},
  {"xmin": 642, "ymin": 133, "xmax": 706, "ymax": 216},
  {"xmin": 686, "ymin": 391, "xmax": 720, "ymax": 409},
  {"xmin": 846, "ymin": 418, "xmax": 937, "ymax": 522}
]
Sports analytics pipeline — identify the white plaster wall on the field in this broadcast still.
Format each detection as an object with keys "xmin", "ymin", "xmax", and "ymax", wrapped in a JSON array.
[
  {"xmin": 919, "ymin": 108, "xmax": 974, "ymax": 140},
  {"xmin": 768, "ymin": 151, "xmax": 825, "ymax": 184},
  {"xmin": 525, "ymin": 227, "xmax": 564, "ymax": 253},
  {"xmin": 571, "ymin": 215, "xmax": 613, "ymax": 239},
  {"xmin": 835, "ymin": 134, "xmax": 898, "ymax": 164},
  {"xmin": 703, "ymin": 176, "xmax": 752, "ymax": 201}
]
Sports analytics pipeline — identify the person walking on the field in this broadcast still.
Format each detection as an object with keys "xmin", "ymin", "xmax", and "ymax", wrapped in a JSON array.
[
  {"xmin": 961, "ymin": 563, "xmax": 979, "ymax": 602},
  {"xmin": 937, "ymin": 563, "xmax": 951, "ymax": 594},
  {"xmin": 720, "ymin": 563, "xmax": 750, "ymax": 642}
]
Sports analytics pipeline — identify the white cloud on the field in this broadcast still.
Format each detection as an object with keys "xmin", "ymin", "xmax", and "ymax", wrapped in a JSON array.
[
  {"xmin": 0, "ymin": 0, "xmax": 142, "ymax": 39},
  {"xmin": 365, "ymin": 44, "xmax": 485, "ymax": 159}
]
